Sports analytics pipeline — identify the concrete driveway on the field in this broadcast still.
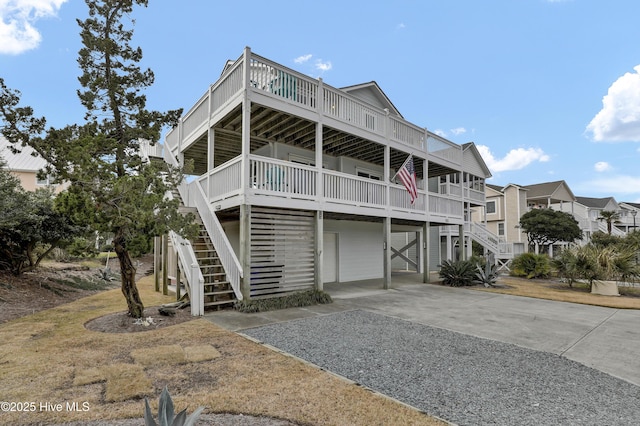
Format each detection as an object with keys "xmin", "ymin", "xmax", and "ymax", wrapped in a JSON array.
[{"xmin": 204, "ymin": 274, "xmax": 640, "ymax": 387}]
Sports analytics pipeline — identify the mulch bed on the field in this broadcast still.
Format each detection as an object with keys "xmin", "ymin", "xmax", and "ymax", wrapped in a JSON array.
[{"xmin": 84, "ymin": 305, "xmax": 196, "ymax": 333}]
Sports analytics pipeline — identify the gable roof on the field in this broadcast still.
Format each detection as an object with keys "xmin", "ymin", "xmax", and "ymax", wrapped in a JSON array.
[
  {"xmin": 340, "ymin": 81, "xmax": 403, "ymax": 118},
  {"xmin": 575, "ymin": 196, "xmax": 618, "ymax": 209},
  {"xmin": 462, "ymin": 142, "xmax": 492, "ymax": 178},
  {"xmin": 0, "ymin": 136, "xmax": 46, "ymax": 172},
  {"xmin": 621, "ymin": 202, "xmax": 640, "ymax": 210},
  {"xmin": 523, "ymin": 180, "xmax": 575, "ymax": 203}
]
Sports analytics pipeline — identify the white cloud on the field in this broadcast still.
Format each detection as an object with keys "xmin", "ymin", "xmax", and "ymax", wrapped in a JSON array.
[
  {"xmin": 451, "ymin": 127, "xmax": 466, "ymax": 136},
  {"xmin": 433, "ymin": 129, "xmax": 446, "ymax": 137},
  {"xmin": 315, "ymin": 59, "xmax": 332, "ymax": 72},
  {"xmin": 0, "ymin": 0, "xmax": 67, "ymax": 55},
  {"xmin": 594, "ymin": 161, "xmax": 612, "ymax": 172},
  {"xmin": 397, "ymin": 23, "xmax": 406, "ymax": 29},
  {"xmin": 586, "ymin": 65, "xmax": 640, "ymax": 142},
  {"xmin": 476, "ymin": 145, "xmax": 550, "ymax": 173},
  {"xmin": 581, "ymin": 175, "xmax": 640, "ymax": 194},
  {"xmin": 294, "ymin": 54, "xmax": 312, "ymax": 64}
]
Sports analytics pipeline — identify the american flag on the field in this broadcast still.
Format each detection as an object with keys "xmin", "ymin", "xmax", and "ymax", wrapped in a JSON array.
[{"xmin": 397, "ymin": 155, "xmax": 418, "ymax": 204}]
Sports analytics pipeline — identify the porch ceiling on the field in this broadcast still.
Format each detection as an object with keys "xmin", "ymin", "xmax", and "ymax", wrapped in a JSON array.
[{"xmin": 184, "ymin": 103, "xmax": 436, "ymax": 177}]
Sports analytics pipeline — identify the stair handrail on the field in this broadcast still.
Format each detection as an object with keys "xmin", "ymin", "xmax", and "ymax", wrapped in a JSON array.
[
  {"xmin": 163, "ymin": 146, "xmax": 205, "ymax": 315},
  {"xmin": 163, "ymin": 144, "xmax": 244, "ymax": 301},
  {"xmin": 165, "ymin": 193, "xmax": 205, "ymax": 316},
  {"xmin": 466, "ymin": 222, "xmax": 499, "ymax": 251},
  {"xmin": 190, "ymin": 180, "xmax": 244, "ymax": 301}
]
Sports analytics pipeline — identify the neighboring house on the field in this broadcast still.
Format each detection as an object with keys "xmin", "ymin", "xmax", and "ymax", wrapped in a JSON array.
[
  {"xmin": 0, "ymin": 136, "xmax": 64, "ymax": 193},
  {"xmin": 472, "ymin": 180, "xmax": 577, "ymax": 266},
  {"xmin": 157, "ymin": 47, "xmax": 491, "ymax": 315},
  {"xmin": 472, "ymin": 179, "xmax": 639, "ymax": 270},
  {"xmin": 554, "ymin": 196, "xmax": 625, "ymax": 239},
  {"xmin": 619, "ymin": 202, "xmax": 640, "ymax": 233}
]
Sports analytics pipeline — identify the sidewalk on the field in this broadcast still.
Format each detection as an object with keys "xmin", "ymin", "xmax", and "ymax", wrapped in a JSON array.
[{"xmin": 204, "ymin": 274, "xmax": 640, "ymax": 387}]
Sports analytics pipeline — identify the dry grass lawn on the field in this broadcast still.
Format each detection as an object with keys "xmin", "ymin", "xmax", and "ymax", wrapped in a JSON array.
[
  {"xmin": 476, "ymin": 276, "xmax": 640, "ymax": 309},
  {"xmin": 0, "ymin": 276, "xmax": 445, "ymax": 426}
]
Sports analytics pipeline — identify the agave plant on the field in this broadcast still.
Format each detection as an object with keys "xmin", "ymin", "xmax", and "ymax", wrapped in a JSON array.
[
  {"xmin": 473, "ymin": 261, "xmax": 499, "ymax": 287},
  {"xmin": 144, "ymin": 386, "xmax": 204, "ymax": 426}
]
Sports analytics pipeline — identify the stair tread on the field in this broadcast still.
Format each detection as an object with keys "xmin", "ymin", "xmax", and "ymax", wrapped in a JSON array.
[{"xmin": 204, "ymin": 290, "xmax": 235, "ymax": 296}]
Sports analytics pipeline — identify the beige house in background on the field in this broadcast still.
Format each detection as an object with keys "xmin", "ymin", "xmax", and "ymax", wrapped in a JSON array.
[
  {"xmin": 0, "ymin": 136, "xmax": 65, "ymax": 193},
  {"xmin": 472, "ymin": 180, "xmax": 576, "ymax": 265}
]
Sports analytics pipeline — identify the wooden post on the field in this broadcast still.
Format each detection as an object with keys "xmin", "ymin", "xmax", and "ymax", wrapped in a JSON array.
[
  {"xmin": 383, "ymin": 217, "xmax": 391, "ymax": 289},
  {"xmin": 154, "ymin": 236, "xmax": 160, "ymax": 292},
  {"xmin": 162, "ymin": 235, "xmax": 169, "ymax": 295},
  {"xmin": 239, "ymin": 204, "xmax": 251, "ymax": 300},
  {"xmin": 423, "ymin": 222, "xmax": 430, "ymax": 283},
  {"xmin": 175, "ymin": 262, "xmax": 181, "ymax": 301},
  {"xmin": 315, "ymin": 210, "xmax": 324, "ymax": 291},
  {"xmin": 458, "ymin": 225, "xmax": 465, "ymax": 261},
  {"xmin": 191, "ymin": 263, "xmax": 203, "ymax": 316}
]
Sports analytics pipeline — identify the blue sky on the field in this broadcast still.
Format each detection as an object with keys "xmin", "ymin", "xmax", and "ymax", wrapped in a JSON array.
[{"xmin": 2, "ymin": 0, "xmax": 640, "ymax": 201}]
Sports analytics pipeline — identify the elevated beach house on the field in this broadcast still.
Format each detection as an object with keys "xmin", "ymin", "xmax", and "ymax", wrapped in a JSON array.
[{"xmin": 156, "ymin": 48, "xmax": 491, "ymax": 315}]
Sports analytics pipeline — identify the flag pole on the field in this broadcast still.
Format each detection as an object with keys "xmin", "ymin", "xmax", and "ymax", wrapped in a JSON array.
[{"xmin": 391, "ymin": 154, "xmax": 413, "ymax": 181}]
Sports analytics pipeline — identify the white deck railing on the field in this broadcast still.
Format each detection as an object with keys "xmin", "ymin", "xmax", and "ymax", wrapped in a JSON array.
[
  {"xmin": 198, "ymin": 154, "xmax": 466, "ymax": 220},
  {"xmin": 199, "ymin": 156, "xmax": 242, "ymax": 202},
  {"xmin": 429, "ymin": 193, "xmax": 463, "ymax": 217},
  {"xmin": 164, "ymin": 49, "xmax": 463, "ymax": 174},
  {"xmin": 465, "ymin": 187, "xmax": 485, "ymax": 204},
  {"xmin": 323, "ymin": 170, "xmax": 386, "ymax": 207},
  {"xmin": 389, "ymin": 185, "xmax": 426, "ymax": 211},
  {"xmin": 250, "ymin": 155, "xmax": 317, "ymax": 199},
  {"xmin": 389, "ymin": 116, "xmax": 425, "ymax": 149}
]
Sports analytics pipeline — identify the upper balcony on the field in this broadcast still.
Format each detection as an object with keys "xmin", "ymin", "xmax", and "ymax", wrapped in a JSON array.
[
  {"xmin": 165, "ymin": 48, "xmax": 463, "ymax": 171},
  {"xmin": 163, "ymin": 48, "xmax": 483, "ymax": 225}
]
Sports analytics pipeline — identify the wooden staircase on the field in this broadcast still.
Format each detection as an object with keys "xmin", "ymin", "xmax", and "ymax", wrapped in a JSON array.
[
  {"xmin": 192, "ymin": 219, "xmax": 237, "ymax": 310},
  {"xmin": 173, "ymin": 188, "xmax": 237, "ymax": 311}
]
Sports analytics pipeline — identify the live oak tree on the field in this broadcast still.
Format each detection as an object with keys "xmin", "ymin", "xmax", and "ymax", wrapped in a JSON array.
[
  {"xmin": 0, "ymin": 0, "xmax": 195, "ymax": 318},
  {"xmin": 519, "ymin": 208, "xmax": 582, "ymax": 250}
]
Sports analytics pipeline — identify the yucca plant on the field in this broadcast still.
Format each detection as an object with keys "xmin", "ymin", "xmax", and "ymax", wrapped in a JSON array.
[{"xmin": 144, "ymin": 386, "xmax": 204, "ymax": 426}]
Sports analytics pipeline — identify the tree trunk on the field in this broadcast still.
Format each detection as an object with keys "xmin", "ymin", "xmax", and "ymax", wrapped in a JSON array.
[{"xmin": 113, "ymin": 230, "xmax": 144, "ymax": 318}]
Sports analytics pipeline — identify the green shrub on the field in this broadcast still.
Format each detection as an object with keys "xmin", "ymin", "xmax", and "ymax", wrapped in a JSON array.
[
  {"xmin": 439, "ymin": 259, "xmax": 477, "ymax": 287},
  {"xmin": 234, "ymin": 290, "xmax": 332, "ymax": 313},
  {"xmin": 510, "ymin": 253, "xmax": 551, "ymax": 279}
]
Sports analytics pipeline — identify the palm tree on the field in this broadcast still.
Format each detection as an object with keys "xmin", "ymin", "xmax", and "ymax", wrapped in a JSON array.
[{"xmin": 597, "ymin": 210, "xmax": 621, "ymax": 235}]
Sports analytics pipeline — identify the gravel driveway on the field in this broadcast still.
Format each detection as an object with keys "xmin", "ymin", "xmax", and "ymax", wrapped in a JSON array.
[{"xmin": 244, "ymin": 310, "xmax": 640, "ymax": 426}]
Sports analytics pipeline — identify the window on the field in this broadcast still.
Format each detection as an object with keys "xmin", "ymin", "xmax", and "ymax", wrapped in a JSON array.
[
  {"xmin": 486, "ymin": 200, "xmax": 496, "ymax": 214},
  {"xmin": 36, "ymin": 174, "xmax": 57, "ymax": 186},
  {"xmin": 356, "ymin": 167, "xmax": 382, "ymax": 180},
  {"xmin": 498, "ymin": 222, "xmax": 505, "ymax": 236}
]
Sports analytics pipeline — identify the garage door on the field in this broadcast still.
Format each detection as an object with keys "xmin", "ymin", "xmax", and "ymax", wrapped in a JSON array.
[{"xmin": 323, "ymin": 232, "xmax": 337, "ymax": 283}]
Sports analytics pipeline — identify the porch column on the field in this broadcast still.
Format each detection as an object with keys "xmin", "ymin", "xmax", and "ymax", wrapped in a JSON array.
[
  {"xmin": 162, "ymin": 234, "xmax": 169, "ymax": 295},
  {"xmin": 416, "ymin": 231, "xmax": 422, "ymax": 273},
  {"xmin": 315, "ymin": 211, "xmax": 324, "ymax": 291},
  {"xmin": 423, "ymin": 222, "xmax": 430, "ymax": 283},
  {"xmin": 315, "ymin": 120, "xmax": 323, "ymax": 202},
  {"xmin": 240, "ymin": 47, "xmax": 252, "ymax": 203},
  {"xmin": 383, "ymin": 217, "xmax": 391, "ymax": 289},
  {"xmin": 239, "ymin": 204, "xmax": 251, "ymax": 300},
  {"xmin": 459, "ymin": 224, "xmax": 466, "ymax": 260},
  {"xmin": 154, "ymin": 236, "xmax": 160, "ymax": 292}
]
